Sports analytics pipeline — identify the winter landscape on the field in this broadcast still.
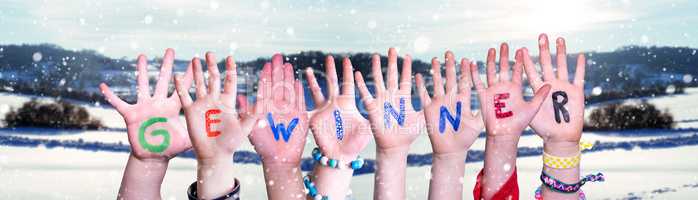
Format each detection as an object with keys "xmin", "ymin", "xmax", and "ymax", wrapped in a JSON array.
[{"xmin": 2, "ymin": 0, "xmax": 698, "ymax": 199}]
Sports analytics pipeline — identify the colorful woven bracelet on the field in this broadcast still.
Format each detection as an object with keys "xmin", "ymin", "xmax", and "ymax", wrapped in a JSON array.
[
  {"xmin": 542, "ymin": 141, "xmax": 595, "ymax": 169},
  {"xmin": 312, "ymin": 147, "xmax": 364, "ymax": 170},
  {"xmin": 303, "ymin": 174, "xmax": 329, "ymax": 200},
  {"xmin": 540, "ymin": 171, "xmax": 605, "ymax": 193},
  {"xmin": 543, "ymin": 152, "xmax": 581, "ymax": 169},
  {"xmin": 534, "ymin": 186, "xmax": 586, "ymax": 200}
]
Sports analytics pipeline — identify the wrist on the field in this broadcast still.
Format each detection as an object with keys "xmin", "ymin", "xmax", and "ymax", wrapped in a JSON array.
[
  {"xmin": 544, "ymin": 141, "xmax": 580, "ymax": 157},
  {"xmin": 118, "ymin": 154, "xmax": 169, "ymax": 199},
  {"xmin": 432, "ymin": 151, "xmax": 467, "ymax": 161},
  {"xmin": 261, "ymin": 161, "xmax": 299, "ymax": 169},
  {"xmin": 198, "ymin": 155, "xmax": 234, "ymax": 168},
  {"xmin": 377, "ymin": 145, "xmax": 410, "ymax": 157},
  {"xmin": 486, "ymin": 135, "xmax": 520, "ymax": 146},
  {"xmin": 130, "ymin": 153, "xmax": 170, "ymax": 166}
]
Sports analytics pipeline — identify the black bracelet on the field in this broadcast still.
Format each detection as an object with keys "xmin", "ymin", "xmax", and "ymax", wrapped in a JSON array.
[{"xmin": 187, "ymin": 178, "xmax": 240, "ymax": 200}]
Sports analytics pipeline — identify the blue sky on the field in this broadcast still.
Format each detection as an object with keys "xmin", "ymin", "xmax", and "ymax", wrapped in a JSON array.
[{"xmin": 1, "ymin": 0, "xmax": 697, "ymax": 61}]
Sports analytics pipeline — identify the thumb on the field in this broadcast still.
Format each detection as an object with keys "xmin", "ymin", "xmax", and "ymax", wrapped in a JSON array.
[
  {"xmin": 527, "ymin": 84, "xmax": 551, "ymax": 116},
  {"xmin": 240, "ymin": 112, "xmax": 260, "ymax": 137}
]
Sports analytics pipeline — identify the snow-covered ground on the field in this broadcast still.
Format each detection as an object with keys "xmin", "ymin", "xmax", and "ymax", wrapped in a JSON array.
[
  {"xmin": 1, "ymin": 144, "xmax": 697, "ymax": 199},
  {"xmin": 2, "ymin": 88, "xmax": 698, "ymax": 199}
]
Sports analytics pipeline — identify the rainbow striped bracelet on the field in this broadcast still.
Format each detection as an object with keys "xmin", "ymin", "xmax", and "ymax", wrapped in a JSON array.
[{"xmin": 311, "ymin": 148, "xmax": 365, "ymax": 170}]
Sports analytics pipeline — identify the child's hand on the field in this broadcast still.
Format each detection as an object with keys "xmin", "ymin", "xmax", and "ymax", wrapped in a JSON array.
[
  {"xmin": 355, "ymin": 48, "xmax": 423, "ymax": 200},
  {"xmin": 418, "ymin": 52, "xmax": 484, "ymax": 200},
  {"xmin": 249, "ymin": 54, "xmax": 309, "ymax": 166},
  {"xmin": 472, "ymin": 44, "xmax": 551, "ymax": 138},
  {"xmin": 355, "ymin": 48, "xmax": 425, "ymax": 152},
  {"xmin": 100, "ymin": 48, "xmax": 191, "ymax": 161},
  {"xmin": 174, "ymin": 53, "xmax": 259, "ymax": 163},
  {"xmin": 523, "ymin": 34, "xmax": 586, "ymax": 144},
  {"xmin": 304, "ymin": 56, "xmax": 372, "ymax": 199},
  {"xmin": 173, "ymin": 53, "xmax": 260, "ymax": 199},
  {"xmin": 416, "ymin": 51, "xmax": 483, "ymax": 155},
  {"xmin": 306, "ymin": 56, "xmax": 371, "ymax": 163}
]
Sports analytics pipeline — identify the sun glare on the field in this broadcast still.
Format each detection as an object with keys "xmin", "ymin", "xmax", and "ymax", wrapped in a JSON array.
[{"xmin": 523, "ymin": 0, "xmax": 592, "ymax": 34}]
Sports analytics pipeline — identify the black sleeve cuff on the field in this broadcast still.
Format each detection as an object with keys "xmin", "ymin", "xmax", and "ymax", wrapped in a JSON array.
[{"xmin": 187, "ymin": 178, "xmax": 240, "ymax": 200}]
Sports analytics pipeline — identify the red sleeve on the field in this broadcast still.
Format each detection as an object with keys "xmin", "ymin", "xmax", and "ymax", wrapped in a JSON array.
[{"xmin": 473, "ymin": 167, "xmax": 519, "ymax": 200}]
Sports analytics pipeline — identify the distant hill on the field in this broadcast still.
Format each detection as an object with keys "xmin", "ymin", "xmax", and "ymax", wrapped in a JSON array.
[{"xmin": 1, "ymin": 44, "xmax": 696, "ymax": 105}]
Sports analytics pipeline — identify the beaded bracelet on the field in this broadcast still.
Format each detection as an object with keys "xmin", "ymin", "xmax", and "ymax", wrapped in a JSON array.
[
  {"xmin": 534, "ymin": 186, "xmax": 586, "ymax": 200},
  {"xmin": 312, "ymin": 147, "xmax": 365, "ymax": 170},
  {"xmin": 303, "ymin": 174, "xmax": 329, "ymax": 200},
  {"xmin": 540, "ymin": 171, "xmax": 605, "ymax": 193}
]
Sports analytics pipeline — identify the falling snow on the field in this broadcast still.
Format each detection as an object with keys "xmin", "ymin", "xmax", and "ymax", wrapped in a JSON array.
[
  {"xmin": 592, "ymin": 86, "xmax": 603, "ymax": 96},
  {"xmin": 143, "ymin": 15, "xmax": 153, "ymax": 24},
  {"xmin": 367, "ymin": 20, "xmax": 377, "ymax": 29},
  {"xmin": 32, "ymin": 52, "xmax": 42, "ymax": 62},
  {"xmin": 413, "ymin": 36, "xmax": 431, "ymax": 54}
]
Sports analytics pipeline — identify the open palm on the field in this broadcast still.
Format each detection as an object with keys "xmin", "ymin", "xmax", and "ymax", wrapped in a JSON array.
[
  {"xmin": 472, "ymin": 44, "xmax": 551, "ymax": 137},
  {"xmin": 524, "ymin": 34, "xmax": 586, "ymax": 143},
  {"xmin": 100, "ymin": 48, "xmax": 191, "ymax": 160},
  {"xmin": 174, "ymin": 53, "xmax": 259, "ymax": 161},
  {"xmin": 306, "ymin": 56, "xmax": 371, "ymax": 161},
  {"xmin": 249, "ymin": 54, "xmax": 309, "ymax": 165},
  {"xmin": 417, "ymin": 51, "xmax": 483, "ymax": 154},
  {"xmin": 355, "ymin": 48, "xmax": 424, "ymax": 150}
]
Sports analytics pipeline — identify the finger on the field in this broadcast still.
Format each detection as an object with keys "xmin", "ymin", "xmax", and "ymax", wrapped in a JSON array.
[
  {"xmin": 325, "ymin": 55, "xmax": 339, "ymax": 97},
  {"xmin": 236, "ymin": 94, "xmax": 249, "ymax": 114},
  {"xmin": 240, "ymin": 113, "xmax": 260, "ymax": 138},
  {"xmin": 470, "ymin": 62, "xmax": 485, "ymax": 92},
  {"xmin": 458, "ymin": 58, "xmax": 473, "ymax": 110},
  {"xmin": 399, "ymin": 54, "xmax": 412, "ymax": 93},
  {"xmin": 341, "ymin": 57, "xmax": 356, "ymax": 96},
  {"xmin": 458, "ymin": 58, "xmax": 472, "ymax": 94},
  {"xmin": 522, "ymin": 48, "xmax": 543, "ymax": 89},
  {"xmin": 240, "ymin": 96, "xmax": 262, "ymax": 136},
  {"xmin": 251, "ymin": 87, "xmax": 266, "ymax": 120},
  {"xmin": 295, "ymin": 80, "xmax": 307, "ymax": 112},
  {"xmin": 486, "ymin": 48, "xmax": 497, "ymax": 86},
  {"xmin": 499, "ymin": 43, "xmax": 511, "ymax": 82},
  {"xmin": 223, "ymin": 56, "xmax": 238, "ymax": 95},
  {"xmin": 284, "ymin": 63, "xmax": 296, "ymax": 103},
  {"xmin": 431, "ymin": 57, "xmax": 444, "ymax": 96},
  {"xmin": 415, "ymin": 73, "xmax": 431, "ymax": 106},
  {"xmin": 136, "ymin": 54, "xmax": 150, "ymax": 99},
  {"xmin": 100, "ymin": 83, "xmax": 130, "ymax": 111},
  {"xmin": 154, "ymin": 48, "xmax": 174, "ymax": 98},
  {"xmin": 257, "ymin": 63, "xmax": 272, "ymax": 111},
  {"xmin": 386, "ymin": 47, "xmax": 398, "ymax": 91},
  {"xmin": 445, "ymin": 51, "xmax": 457, "ymax": 94},
  {"xmin": 556, "ymin": 37, "xmax": 569, "ymax": 81},
  {"xmin": 175, "ymin": 62, "xmax": 194, "ymax": 106},
  {"xmin": 205, "ymin": 52, "xmax": 221, "ymax": 99},
  {"xmin": 512, "ymin": 49, "xmax": 524, "ymax": 84},
  {"xmin": 192, "ymin": 57, "xmax": 206, "ymax": 98},
  {"xmin": 174, "ymin": 74, "xmax": 193, "ymax": 107},
  {"xmin": 271, "ymin": 53, "xmax": 284, "ymax": 102},
  {"xmin": 528, "ymin": 84, "xmax": 552, "ymax": 114},
  {"xmin": 539, "ymin": 34, "xmax": 555, "ymax": 81},
  {"xmin": 574, "ymin": 54, "xmax": 586, "ymax": 87},
  {"xmin": 371, "ymin": 53, "xmax": 386, "ymax": 93},
  {"xmin": 355, "ymin": 71, "xmax": 375, "ymax": 103},
  {"xmin": 305, "ymin": 68, "xmax": 326, "ymax": 104}
]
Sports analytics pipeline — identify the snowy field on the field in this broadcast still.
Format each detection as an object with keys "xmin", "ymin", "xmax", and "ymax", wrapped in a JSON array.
[{"xmin": 2, "ymin": 88, "xmax": 698, "ymax": 199}]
